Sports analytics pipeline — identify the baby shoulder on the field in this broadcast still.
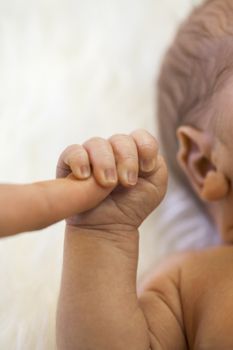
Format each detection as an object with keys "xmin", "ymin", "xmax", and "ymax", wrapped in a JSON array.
[
  {"xmin": 138, "ymin": 247, "xmax": 233, "ymax": 350},
  {"xmin": 138, "ymin": 251, "xmax": 196, "ymax": 294},
  {"xmin": 137, "ymin": 252, "xmax": 194, "ymax": 350}
]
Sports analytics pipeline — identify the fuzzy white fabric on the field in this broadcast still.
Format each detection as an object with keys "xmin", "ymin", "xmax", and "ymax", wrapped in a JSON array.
[{"xmin": 0, "ymin": 0, "xmax": 213, "ymax": 348}]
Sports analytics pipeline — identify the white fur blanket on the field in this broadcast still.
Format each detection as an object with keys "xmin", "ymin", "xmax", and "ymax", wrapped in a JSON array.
[{"xmin": 0, "ymin": 0, "xmax": 210, "ymax": 348}]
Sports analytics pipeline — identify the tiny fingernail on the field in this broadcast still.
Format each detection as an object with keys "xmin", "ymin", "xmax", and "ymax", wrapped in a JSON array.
[
  {"xmin": 140, "ymin": 159, "xmax": 156, "ymax": 172},
  {"xmin": 127, "ymin": 171, "xmax": 137, "ymax": 185},
  {"xmin": 104, "ymin": 168, "xmax": 117, "ymax": 183},
  {"xmin": 80, "ymin": 165, "xmax": 91, "ymax": 178}
]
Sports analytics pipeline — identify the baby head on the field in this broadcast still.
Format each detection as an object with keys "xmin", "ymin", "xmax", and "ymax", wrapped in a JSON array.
[{"xmin": 157, "ymin": 0, "xmax": 233, "ymax": 242}]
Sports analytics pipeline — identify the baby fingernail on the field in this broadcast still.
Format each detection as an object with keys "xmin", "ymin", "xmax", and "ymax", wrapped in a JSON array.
[
  {"xmin": 104, "ymin": 168, "xmax": 117, "ymax": 183},
  {"xmin": 127, "ymin": 171, "xmax": 137, "ymax": 185},
  {"xmin": 80, "ymin": 165, "xmax": 91, "ymax": 178},
  {"xmin": 140, "ymin": 159, "xmax": 156, "ymax": 172}
]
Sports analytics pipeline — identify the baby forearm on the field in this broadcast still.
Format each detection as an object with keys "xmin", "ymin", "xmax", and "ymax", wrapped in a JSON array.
[{"xmin": 56, "ymin": 225, "xmax": 150, "ymax": 350}]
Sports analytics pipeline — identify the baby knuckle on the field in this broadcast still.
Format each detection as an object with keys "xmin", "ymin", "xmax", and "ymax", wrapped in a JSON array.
[
  {"xmin": 109, "ymin": 133, "xmax": 128, "ymax": 143},
  {"xmin": 138, "ymin": 142, "xmax": 156, "ymax": 153},
  {"xmin": 110, "ymin": 136, "xmax": 138, "ymax": 156},
  {"xmin": 58, "ymin": 144, "xmax": 79, "ymax": 161},
  {"xmin": 64, "ymin": 144, "xmax": 82, "ymax": 154},
  {"xmin": 84, "ymin": 137, "xmax": 106, "ymax": 146},
  {"xmin": 69, "ymin": 147, "xmax": 87, "ymax": 159},
  {"xmin": 120, "ymin": 154, "xmax": 138, "ymax": 162},
  {"xmin": 69, "ymin": 152, "xmax": 86, "ymax": 164},
  {"xmin": 131, "ymin": 128, "xmax": 147, "ymax": 134},
  {"xmin": 134, "ymin": 128, "xmax": 157, "ymax": 138},
  {"xmin": 98, "ymin": 152, "xmax": 115, "ymax": 164},
  {"xmin": 130, "ymin": 128, "xmax": 150, "ymax": 139}
]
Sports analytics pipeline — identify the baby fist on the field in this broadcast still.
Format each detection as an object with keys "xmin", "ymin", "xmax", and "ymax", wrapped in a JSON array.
[{"xmin": 58, "ymin": 130, "xmax": 168, "ymax": 231}]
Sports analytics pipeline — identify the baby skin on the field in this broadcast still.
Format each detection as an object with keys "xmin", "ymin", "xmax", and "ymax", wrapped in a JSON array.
[{"xmin": 56, "ymin": 129, "xmax": 233, "ymax": 350}]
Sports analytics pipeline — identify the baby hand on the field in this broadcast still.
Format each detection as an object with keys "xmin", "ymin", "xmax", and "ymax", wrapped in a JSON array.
[{"xmin": 56, "ymin": 130, "xmax": 168, "ymax": 230}]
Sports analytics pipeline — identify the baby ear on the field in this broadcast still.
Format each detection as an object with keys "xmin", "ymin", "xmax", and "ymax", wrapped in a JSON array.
[
  {"xmin": 176, "ymin": 126, "xmax": 230, "ymax": 202},
  {"xmin": 201, "ymin": 171, "xmax": 229, "ymax": 201}
]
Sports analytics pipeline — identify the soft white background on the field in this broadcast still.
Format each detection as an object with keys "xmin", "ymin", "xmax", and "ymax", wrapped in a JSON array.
[{"xmin": 0, "ymin": 0, "xmax": 206, "ymax": 348}]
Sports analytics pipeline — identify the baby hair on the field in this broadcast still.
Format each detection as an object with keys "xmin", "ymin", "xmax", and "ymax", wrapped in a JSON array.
[
  {"xmin": 157, "ymin": 0, "xmax": 233, "ymax": 186},
  {"xmin": 154, "ymin": 0, "xmax": 233, "ymax": 252}
]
